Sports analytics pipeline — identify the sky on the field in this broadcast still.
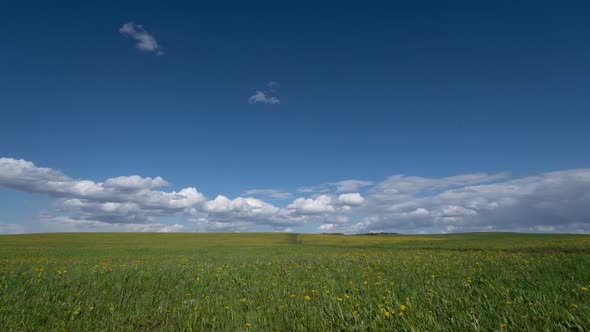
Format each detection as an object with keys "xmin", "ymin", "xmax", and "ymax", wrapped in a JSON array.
[{"xmin": 1, "ymin": 0, "xmax": 589, "ymax": 234}]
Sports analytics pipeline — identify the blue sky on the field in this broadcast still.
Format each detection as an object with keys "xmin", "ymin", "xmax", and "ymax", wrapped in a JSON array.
[{"xmin": 1, "ymin": 1, "xmax": 589, "ymax": 234}]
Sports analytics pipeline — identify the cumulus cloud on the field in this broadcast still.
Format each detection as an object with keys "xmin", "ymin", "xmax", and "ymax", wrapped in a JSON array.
[
  {"xmin": 338, "ymin": 193, "xmax": 365, "ymax": 206},
  {"xmin": 103, "ymin": 175, "xmax": 168, "ymax": 190},
  {"xmin": 249, "ymin": 82, "xmax": 280, "ymax": 105},
  {"xmin": 352, "ymin": 169, "xmax": 590, "ymax": 234},
  {"xmin": 288, "ymin": 195, "xmax": 335, "ymax": 215},
  {"xmin": 0, "ymin": 158, "xmax": 205, "ymax": 228},
  {"xmin": 2, "ymin": 157, "xmax": 590, "ymax": 234},
  {"xmin": 119, "ymin": 22, "xmax": 163, "ymax": 55}
]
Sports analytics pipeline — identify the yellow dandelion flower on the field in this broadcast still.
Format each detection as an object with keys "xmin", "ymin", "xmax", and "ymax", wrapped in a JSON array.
[
  {"xmin": 384, "ymin": 311, "xmax": 390, "ymax": 318},
  {"xmin": 242, "ymin": 297, "xmax": 247, "ymax": 303},
  {"xmin": 582, "ymin": 287, "xmax": 588, "ymax": 292},
  {"xmin": 290, "ymin": 294, "xmax": 296, "ymax": 299},
  {"xmin": 109, "ymin": 306, "xmax": 115, "ymax": 312},
  {"xmin": 338, "ymin": 297, "xmax": 343, "ymax": 302},
  {"xmin": 73, "ymin": 310, "xmax": 80, "ymax": 316},
  {"xmin": 400, "ymin": 304, "xmax": 406, "ymax": 311},
  {"xmin": 305, "ymin": 295, "xmax": 311, "ymax": 301},
  {"xmin": 500, "ymin": 323, "xmax": 508, "ymax": 329},
  {"xmin": 570, "ymin": 304, "xmax": 578, "ymax": 308},
  {"xmin": 245, "ymin": 322, "xmax": 251, "ymax": 328}
]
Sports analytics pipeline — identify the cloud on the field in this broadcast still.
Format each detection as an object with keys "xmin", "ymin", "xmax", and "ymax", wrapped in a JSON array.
[
  {"xmin": 0, "ymin": 158, "xmax": 205, "ymax": 227},
  {"xmin": 338, "ymin": 193, "xmax": 364, "ymax": 206},
  {"xmin": 331, "ymin": 180, "xmax": 373, "ymax": 192},
  {"xmin": 352, "ymin": 169, "xmax": 590, "ymax": 234},
  {"xmin": 249, "ymin": 82, "xmax": 280, "ymax": 105},
  {"xmin": 0, "ymin": 223, "xmax": 25, "ymax": 234},
  {"xmin": 103, "ymin": 175, "xmax": 169, "ymax": 190},
  {"xmin": 119, "ymin": 22, "xmax": 163, "ymax": 55},
  {"xmin": 242, "ymin": 189, "xmax": 292, "ymax": 199},
  {"xmin": 45, "ymin": 215, "xmax": 184, "ymax": 233},
  {"xmin": 287, "ymin": 195, "xmax": 335, "ymax": 215},
  {"xmin": 2, "ymin": 157, "xmax": 590, "ymax": 234},
  {"xmin": 296, "ymin": 180, "xmax": 372, "ymax": 194}
]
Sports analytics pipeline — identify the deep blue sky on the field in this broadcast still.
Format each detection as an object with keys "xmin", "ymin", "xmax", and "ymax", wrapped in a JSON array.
[{"xmin": 1, "ymin": 1, "xmax": 589, "ymax": 233}]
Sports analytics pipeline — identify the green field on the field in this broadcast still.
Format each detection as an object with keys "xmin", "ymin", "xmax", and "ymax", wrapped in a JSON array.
[{"xmin": 1, "ymin": 233, "xmax": 589, "ymax": 331}]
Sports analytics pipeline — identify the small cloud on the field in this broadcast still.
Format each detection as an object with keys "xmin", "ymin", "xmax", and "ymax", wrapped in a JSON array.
[
  {"xmin": 249, "ymin": 82, "xmax": 280, "ymax": 105},
  {"xmin": 331, "ymin": 180, "xmax": 374, "ymax": 192},
  {"xmin": 243, "ymin": 189, "xmax": 292, "ymax": 199},
  {"xmin": 0, "ymin": 223, "xmax": 25, "ymax": 234},
  {"xmin": 119, "ymin": 22, "xmax": 163, "ymax": 55}
]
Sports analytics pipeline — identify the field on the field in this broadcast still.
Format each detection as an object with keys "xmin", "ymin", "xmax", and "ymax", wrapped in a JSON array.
[{"xmin": 1, "ymin": 233, "xmax": 589, "ymax": 331}]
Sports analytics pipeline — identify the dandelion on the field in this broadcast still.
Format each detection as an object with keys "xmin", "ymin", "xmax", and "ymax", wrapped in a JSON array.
[
  {"xmin": 73, "ymin": 310, "xmax": 80, "ymax": 316},
  {"xmin": 400, "ymin": 304, "xmax": 406, "ymax": 311},
  {"xmin": 109, "ymin": 306, "xmax": 115, "ymax": 312},
  {"xmin": 245, "ymin": 323, "xmax": 251, "ymax": 328},
  {"xmin": 582, "ymin": 287, "xmax": 588, "ymax": 292},
  {"xmin": 570, "ymin": 304, "xmax": 578, "ymax": 308},
  {"xmin": 290, "ymin": 294, "xmax": 296, "ymax": 299},
  {"xmin": 384, "ymin": 311, "xmax": 390, "ymax": 318},
  {"xmin": 89, "ymin": 306, "xmax": 94, "ymax": 311},
  {"xmin": 242, "ymin": 297, "xmax": 247, "ymax": 303},
  {"xmin": 500, "ymin": 323, "xmax": 508, "ymax": 329},
  {"xmin": 305, "ymin": 295, "xmax": 311, "ymax": 301},
  {"xmin": 338, "ymin": 297, "xmax": 343, "ymax": 302}
]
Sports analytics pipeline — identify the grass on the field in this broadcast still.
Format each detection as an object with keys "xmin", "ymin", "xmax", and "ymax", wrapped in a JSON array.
[{"xmin": 0, "ymin": 232, "xmax": 589, "ymax": 331}]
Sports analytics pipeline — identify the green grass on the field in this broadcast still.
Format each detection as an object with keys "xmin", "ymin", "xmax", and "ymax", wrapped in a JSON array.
[{"xmin": 1, "ymin": 232, "xmax": 589, "ymax": 331}]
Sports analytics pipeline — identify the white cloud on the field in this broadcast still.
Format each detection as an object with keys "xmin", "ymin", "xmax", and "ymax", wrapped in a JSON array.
[
  {"xmin": 296, "ymin": 180, "xmax": 372, "ymax": 194},
  {"xmin": 119, "ymin": 22, "xmax": 163, "ymax": 55},
  {"xmin": 287, "ymin": 195, "xmax": 335, "ymax": 214},
  {"xmin": 0, "ymin": 223, "xmax": 25, "ymax": 234},
  {"xmin": 2, "ymin": 157, "xmax": 590, "ymax": 234},
  {"xmin": 242, "ymin": 189, "xmax": 292, "ymax": 199},
  {"xmin": 351, "ymin": 169, "xmax": 590, "ymax": 234},
  {"xmin": 0, "ymin": 158, "xmax": 205, "ymax": 227},
  {"xmin": 331, "ymin": 180, "xmax": 373, "ymax": 192},
  {"xmin": 103, "ymin": 175, "xmax": 168, "ymax": 190},
  {"xmin": 338, "ymin": 193, "xmax": 365, "ymax": 206},
  {"xmin": 45, "ymin": 215, "xmax": 184, "ymax": 232},
  {"xmin": 249, "ymin": 82, "xmax": 280, "ymax": 105}
]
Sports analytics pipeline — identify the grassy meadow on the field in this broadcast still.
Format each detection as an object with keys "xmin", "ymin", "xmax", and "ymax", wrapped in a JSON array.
[{"xmin": 0, "ymin": 232, "xmax": 589, "ymax": 331}]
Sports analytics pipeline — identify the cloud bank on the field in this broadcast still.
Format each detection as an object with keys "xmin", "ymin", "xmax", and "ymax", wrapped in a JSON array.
[{"xmin": 1, "ymin": 157, "xmax": 589, "ymax": 234}]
